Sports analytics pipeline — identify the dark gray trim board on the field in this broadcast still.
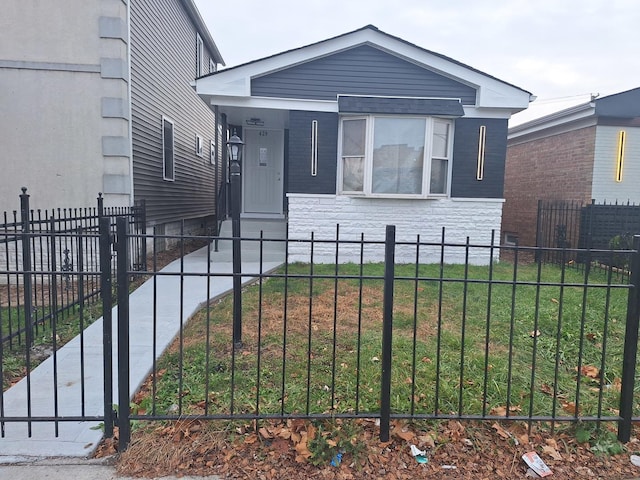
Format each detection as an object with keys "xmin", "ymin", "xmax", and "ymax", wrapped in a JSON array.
[{"xmin": 339, "ymin": 96, "xmax": 464, "ymax": 116}]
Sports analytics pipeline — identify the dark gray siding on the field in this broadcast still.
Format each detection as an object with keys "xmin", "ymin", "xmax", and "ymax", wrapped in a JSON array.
[
  {"xmin": 451, "ymin": 118, "xmax": 508, "ymax": 198},
  {"xmin": 252, "ymin": 45, "xmax": 477, "ymax": 104},
  {"xmin": 288, "ymin": 111, "xmax": 338, "ymax": 194},
  {"xmin": 595, "ymin": 87, "xmax": 640, "ymax": 118},
  {"xmin": 130, "ymin": 0, "xmax": 220, "ymax": 225},
  {"xmin": 338, "ymin": 96, "xmax": 464, "ymax": 116}
]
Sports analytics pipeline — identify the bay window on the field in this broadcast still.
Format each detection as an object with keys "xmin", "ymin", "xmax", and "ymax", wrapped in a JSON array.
[{"xmin": 339, "ymin": 116, "xmax": 453, "ymax": 197}]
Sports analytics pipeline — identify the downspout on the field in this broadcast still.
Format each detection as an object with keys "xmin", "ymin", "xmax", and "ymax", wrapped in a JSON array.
[
  {"xmin": 214, "ymin": 104, "xmax": 219, "ymax": 215},
  {"xmin": 126, "ymin": 0, "xmax": 134, "ymax": 206}
]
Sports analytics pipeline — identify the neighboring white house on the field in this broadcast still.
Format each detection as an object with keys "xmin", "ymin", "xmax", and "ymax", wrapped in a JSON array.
[{"xmin": 0, "ymin": 0, "xmax": 224, "ymax": 235}]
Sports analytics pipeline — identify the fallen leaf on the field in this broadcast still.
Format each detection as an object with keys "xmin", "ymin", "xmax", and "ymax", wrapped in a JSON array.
[
  {"xmin": 576, "ymin": 365, "xmax": 600, "ymax": 379},
  {"xmin": 542, "ymin": 444, "xmax": 563, "ymax": 461},
  {"xmin": 551, "ymin": 298, "xmax": 559, "ymax": 304},
  {"xmin": 530, "ymin": 330, "xmax": 541, "ymax": 338},
  {"xmin": 394, "ymin": 429, "xmax": 414, "ymax": 441},
  {"xmin": 244, "ymin": 433, "xmax": 258, "ymax": 444},
  {"xmin": 492, "ymin": 422, "xmax": 510, "ymax": 439},
  {"xmin": 561, "ymin": 401, "xmax": 578, "ymax": 415}
]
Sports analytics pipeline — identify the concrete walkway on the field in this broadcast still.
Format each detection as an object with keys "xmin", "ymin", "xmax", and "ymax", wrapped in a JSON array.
[{"xmin": 0, "ymin": 219, "xmax": 286, "ymax": 459}]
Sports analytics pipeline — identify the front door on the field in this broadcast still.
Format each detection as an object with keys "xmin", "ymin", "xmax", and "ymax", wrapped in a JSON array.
[{"xmin": 243, "ymin": 128, "xmax": 284, "ymax": 215}]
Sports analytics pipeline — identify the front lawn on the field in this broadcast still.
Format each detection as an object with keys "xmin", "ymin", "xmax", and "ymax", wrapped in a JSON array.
[{"xmin": 137, "ymin": 261, "xmax": 630, "ymax": 424}]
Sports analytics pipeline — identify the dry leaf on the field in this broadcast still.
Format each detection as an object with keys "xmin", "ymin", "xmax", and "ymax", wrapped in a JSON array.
[
  {"xmin": 244, "ymin": 433, "xmax": 258, "ymax": 444},
  {"xmin": 394, "ymin": 429, "xmax": 414, "ymax": 441},
  {"xmin": 551, "ymin": 298, "xmax": 559, "ymax": 304},
  {"xmin": 259, "ymin": 427, "xmax": 273, "ymax": 439},
  {"xmin": 561, "ymin": 401, "xmax": 578, "ymax": 415},
  {"xmin": 294, "ymin": 432, "xmax": 311, "ymax": 459},
  {"xmin": 490, "ymin": 405, "xmax": 522, "ymax": 416},
  {"xmin": 542, "ymin": 444, "xmax": 563, "ymax": 461},
  {"xmin": 576, "ymin": 365, "xmax": 600, "ymax": 379},
  {"xmin": 417, "ymin": 433, "xmax": 436, "ymax": 449},
  {"xmin": 530, "ymin": 330, "xmax": 541, "ymax": 338},
  {"xmin": 492, "ymin": 422, "xmax": 510, "ymax": 439}
]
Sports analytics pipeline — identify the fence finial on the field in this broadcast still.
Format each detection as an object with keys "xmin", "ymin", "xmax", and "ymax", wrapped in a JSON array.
[{"xmin": 21, "ymin": 187, "xmax": 27, "ymax": 195}]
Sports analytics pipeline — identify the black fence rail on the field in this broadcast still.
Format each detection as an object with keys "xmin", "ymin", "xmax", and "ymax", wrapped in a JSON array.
[
  {"xmin": 2, "ymin": 219, "xmax": 639, "ymax": 453},
  {"xmin": 110, "ymin": 225, "xmax": 639, "ymax": 450},
  {"xmin": 0, "ymin": 189, "xmax": 146, "ymax": 349},
  {"xmin": 537, "ymin": 199, "xmax": 640, "ymax": 271}
]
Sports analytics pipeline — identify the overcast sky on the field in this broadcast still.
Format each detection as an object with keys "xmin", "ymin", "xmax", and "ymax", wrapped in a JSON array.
[{"xmin": 193, "ymin": 0, "xmax": 639, "ymax": 125}]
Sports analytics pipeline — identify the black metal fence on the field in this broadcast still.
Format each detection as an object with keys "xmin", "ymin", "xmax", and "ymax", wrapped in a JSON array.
[
  {"xmin": 0, "ymin": 189, "xmax": 146, "ymax": 349},
  {"xmin": 2, "ymin": 219, "xmax": 640, "ymax": 453},
  {"xmin": 537, "ymin": 199, "xmax": 640, "ymax": 271},
  {"xmin": 112, "ymin": 225, "xmax": 639, "ymax": 450}
]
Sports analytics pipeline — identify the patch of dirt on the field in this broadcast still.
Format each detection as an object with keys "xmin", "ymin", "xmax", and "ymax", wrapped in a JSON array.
[{"xmin": 103, "ymin": 418, "xmax": 640, "ymax": 479}]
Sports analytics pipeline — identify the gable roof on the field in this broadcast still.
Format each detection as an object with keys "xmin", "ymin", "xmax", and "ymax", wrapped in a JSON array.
[
  {"xmin": 196, "ymin": 25, "xmax": 532, "ymax": 113},
  {"xmin": 509, "ymin": 87, "xmax": 640, "ymax": 141}
]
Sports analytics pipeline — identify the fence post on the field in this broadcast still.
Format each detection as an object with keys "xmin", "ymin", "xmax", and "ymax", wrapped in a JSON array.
[
  {"xmin": 19, "ymin": 187, "xmax": 34, "ymax": 348},
  {"xmin": 99, "ymin": 217, "xmax": 114, "ymax": 438},
  {"xmin": 116, "ymin": 216, "xmax": 131, "ymax": 450},
  {"xmin": 618, "ymin": 235, "xmax": 640, "ymax": 442},
  {"xmin": 380, "ymin": 225, "xmax": 396, "ymax": 442},
  {"xmin": 97, "ymin": 192, "xmax": 104, "ymax": 218},
  {"xmin": 535, "ymin": 199, "xmax": 542, "ymax": 262}
]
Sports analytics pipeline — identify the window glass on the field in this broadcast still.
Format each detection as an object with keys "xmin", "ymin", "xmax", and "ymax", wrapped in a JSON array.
[
  {"xmin": 338, "ymin": 116, "xmax": 452, "ymax": 197},
  {"xmin": 341, "ymin": 119, "xmax": 366, "ymax": 192},
  {"xmin": 432, "ymin": 120, "xmax": 449, "ymax": 158},
  {"xmin": 430, "ymin": 158, "xmax": 447, "ymax": 194},
  {"xmin": 162, "ymin": 118, "xmax": 174, "ymax": 181},
  {"xmin": 372, "ymin": 117, "xmax": 425, "ymax": 194}
]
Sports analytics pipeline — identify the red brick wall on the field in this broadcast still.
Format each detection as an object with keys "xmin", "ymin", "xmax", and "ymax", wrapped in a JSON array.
[{"xmin": 502, "ymin": 126, "xmax": 596, "ymax": 246}]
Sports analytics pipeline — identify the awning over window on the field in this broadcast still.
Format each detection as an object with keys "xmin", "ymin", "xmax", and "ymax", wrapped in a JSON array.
[{"xmin": 338, "ymin": 96, "xmax": 465, "ymax": 116}]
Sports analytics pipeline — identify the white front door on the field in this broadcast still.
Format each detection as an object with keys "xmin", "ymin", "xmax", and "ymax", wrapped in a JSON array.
[{"xmin": 243, "ymin": 128, "xmax": 284, "ymax": 215}]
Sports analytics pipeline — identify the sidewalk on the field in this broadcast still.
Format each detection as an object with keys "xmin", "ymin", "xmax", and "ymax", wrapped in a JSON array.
[
  {"xmin": 0, "ymin": 219, "xmax": 286, "ymax": 459},
  {"xmin": 0, "ymin": 457, "xmax": 221, "ymax": 480}
]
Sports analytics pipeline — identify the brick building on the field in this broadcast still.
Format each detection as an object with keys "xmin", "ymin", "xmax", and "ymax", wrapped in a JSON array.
[{"xmin": 502, "ymin": 88, "xmax": 640, "ymax": 247}]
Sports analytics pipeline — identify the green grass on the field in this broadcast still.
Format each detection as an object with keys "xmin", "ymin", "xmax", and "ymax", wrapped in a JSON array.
[
  {"xmin": 137, "ymin": 261, "xmax": 630, "ymax": 424},
  {"xmin": 1, "ymin": 299, "xmax": 104, "ymax": 390}
]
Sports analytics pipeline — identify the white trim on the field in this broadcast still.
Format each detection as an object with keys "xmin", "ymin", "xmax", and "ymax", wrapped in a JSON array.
[
  {"xmin": 196, "ymin": 33, "xmax": 204, "ymax": 77},
  {"xmin": 199, "ymin": 95, "xmax": 515, "ymax": 120},
  {"xmin": 285, "ymin": 192, "xmax": 506, "ymax": 203},
  {"xmin": 508, "ymin": 102, "xmax": 596, "ymax": 141},
  {"xmin": 210, "ymin": 139, "xmax": 216, "ymax": 164},
  {"xmin": 450, "ymin": 197, "xmax": 505, "ymax": 203}
]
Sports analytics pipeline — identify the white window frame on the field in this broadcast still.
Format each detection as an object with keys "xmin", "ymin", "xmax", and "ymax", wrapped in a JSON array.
[
  {"xmin": 337, "ymin": 115, "xmax": 454, "ymax": 198},
  {"xmin": 162, "ymin": 116, "xmax": 175, "ymax": 181},
  {"xmin": 195, "ymin": 134, "xmax": 204, "ymax": 157},
  {"xmin": 196, "ymin": 34, "xmax": 204, "ymax": 77},
  {"xmin": 210, "ymin": 139, "xmax": 216, "ymax": 164},
  {"xmin": 209, "ymin": 58, "xmax": 216, "ymax": 74}
]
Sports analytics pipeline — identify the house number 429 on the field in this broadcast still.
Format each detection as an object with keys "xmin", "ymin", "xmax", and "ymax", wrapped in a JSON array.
[{"xmin": 258, "ymin": 131, "xmax": 268, "ymax": 137}]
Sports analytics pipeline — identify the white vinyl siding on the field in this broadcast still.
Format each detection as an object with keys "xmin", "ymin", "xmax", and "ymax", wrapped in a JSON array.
[{"xmin": 591, "ymin": 125, "xmax": 640, "ymax": 203}]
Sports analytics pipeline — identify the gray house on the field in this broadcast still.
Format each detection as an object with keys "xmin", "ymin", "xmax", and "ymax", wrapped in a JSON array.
[
  {"xmin": 0, "ymin": 0, "xmax": 223, "ymax": 238},
  {"xmin": 197, "ymin": 26, "xmax": 532, "ymax": 263}
]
